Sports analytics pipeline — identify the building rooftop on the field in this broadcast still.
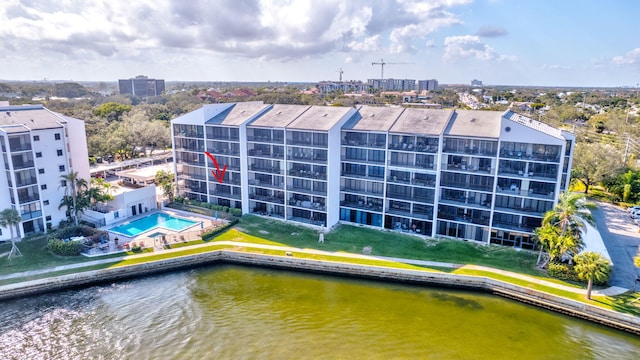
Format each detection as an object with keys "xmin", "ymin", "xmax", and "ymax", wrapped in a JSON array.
[
  {"xmin": 0, "ymin": 104, "xmax": 65, "ymax": 133},
  {"xmin": 444, "ymin": 110, "xmax": 502, "ymax": 138},
  {"xmin": 208, "ymin": 101, "xmax": 271, "ymax": 126},
  {"xmin": 249, "ymin": 104, "xmax": 311, "ymax": 128},
  {"xmin": 503, "ymin": 110, "xmax": 564, "ymax": 139},
  {"xmin": 343, "ymin": 106, "xmax": 404, "ymax": 132},
  {"xmin": 287, "ymin": 106, "xmax": 356, "ymax": 131},
  {"xmin": 390, "ymin": 108, "xmax": 453, "ymax": 135}
]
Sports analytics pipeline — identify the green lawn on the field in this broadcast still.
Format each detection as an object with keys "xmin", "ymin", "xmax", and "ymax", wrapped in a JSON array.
[
  {"xmin": 0, "ymin": 235, "xmax": 121, "ymax": 276},
  {"xmin": 228, "ymin": 215, "xmax": 544, "ymax": 276}
]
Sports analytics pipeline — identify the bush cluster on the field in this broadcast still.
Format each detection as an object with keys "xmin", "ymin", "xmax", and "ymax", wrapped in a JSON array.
[
  {"xmin": 47, "ymin": 238, "xmax": 83, "ymax": 256},
  {"xmin": 547, "ymin": 263, "xmax": 580, "ymax": 282},
  {"xmin": 201, "ymin": 218, "xmax": 239, "ymax": 241}
]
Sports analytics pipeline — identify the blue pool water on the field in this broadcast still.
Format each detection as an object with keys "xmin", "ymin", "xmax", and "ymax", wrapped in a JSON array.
[{"xmin": 109, "ymin": 213, "xmax": 198, "ymax": 237}]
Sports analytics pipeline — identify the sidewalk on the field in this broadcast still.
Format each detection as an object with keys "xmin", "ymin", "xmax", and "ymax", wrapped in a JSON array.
[{"xmin": 0, "ymin": 241, "xmax": 630, "ymax": 297}]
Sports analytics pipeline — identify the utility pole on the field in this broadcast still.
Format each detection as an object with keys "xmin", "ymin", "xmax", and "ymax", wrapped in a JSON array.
[{"xmin": 624, "ymin": 135, "xmax": 631, "ymax": 164}]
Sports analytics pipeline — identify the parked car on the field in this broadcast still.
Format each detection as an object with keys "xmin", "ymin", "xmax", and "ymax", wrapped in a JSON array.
[{"xmin": 627, "ymin": 206, "xmax": 640, "ymax": 213}]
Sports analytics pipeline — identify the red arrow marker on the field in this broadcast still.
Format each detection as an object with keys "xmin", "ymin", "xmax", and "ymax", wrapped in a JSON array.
[{"xmin": 205, "ymin": 151, "xmax": 227, "ymax": 184}]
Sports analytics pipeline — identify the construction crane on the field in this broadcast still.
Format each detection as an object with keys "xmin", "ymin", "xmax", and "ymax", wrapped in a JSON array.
[
  {"xmin": 337, "ymin": 68, "xmax": 344, "ymax": 82},
  {"xmin": 371, "ymin": 58, "xmax": 413, "ymax": 79}
]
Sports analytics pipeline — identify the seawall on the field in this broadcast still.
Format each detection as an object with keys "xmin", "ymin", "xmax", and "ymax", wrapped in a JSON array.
[{"xmin": 1, "ymin": 250, "xmax": 638, "ymax": 335}]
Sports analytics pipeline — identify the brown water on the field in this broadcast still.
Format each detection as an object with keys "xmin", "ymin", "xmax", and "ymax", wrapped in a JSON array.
[{"xmin": 0, "ymin": 264, "xmax": 638, "ymax": 359}]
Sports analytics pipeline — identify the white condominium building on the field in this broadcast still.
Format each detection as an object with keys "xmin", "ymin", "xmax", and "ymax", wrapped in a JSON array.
[
  {"xmin": 0, "ymin": 104, "xmax": 90, "ymax": 240},
  {"xmin": 171, "ymin": 103, "xmax": 574, "ymax": 249}
]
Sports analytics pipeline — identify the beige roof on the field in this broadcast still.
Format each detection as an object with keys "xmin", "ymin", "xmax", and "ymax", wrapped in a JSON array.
[
  {"xmin": 249, "ymin": 104, "xmax": 310, "ymax": 128},
  {"xmin": 390, "ymin": 108, "xmax": 453, "ymax": 135},
  {"xmin": 503, "ymin": 110, "xmax": 564, "ymax": 139},
  {"xmin": 344, "ymin": 106, "xmax": 404, "ymax": 131},
  {"xmin": 218, "ymin": 102, "xmax": 271, "ymax": 126},
  {"xmin": 444, "ymin": 110, "xmax": 502, "ymax": 138},
  {"xmin": 287, "ymin": 106, "xmax": 355, "ymax": 131},
  {"xmin": 0, "ymin": 105, "xmax": 65, "ymax": 133}
]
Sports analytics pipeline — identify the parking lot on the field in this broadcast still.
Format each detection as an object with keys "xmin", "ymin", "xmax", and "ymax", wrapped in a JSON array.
[{"xmin": 591, "ymin": 201, "xmax": 640, "ymax": 289}]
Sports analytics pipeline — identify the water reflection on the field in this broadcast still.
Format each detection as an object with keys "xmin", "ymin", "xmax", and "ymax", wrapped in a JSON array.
[{"xmin": 0, "ymin": 264, "xmax": 638, "ymax": 359}]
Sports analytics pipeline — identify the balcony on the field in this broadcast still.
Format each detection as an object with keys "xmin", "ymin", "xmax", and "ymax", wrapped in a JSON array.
[
  {"xmin": 12, "ymin": 161, "xmax": 35, "ymax": 170},
  {"xmin": 249, "ymin": 193, "xmax": 285, "ymax": 204},
  {"xmin": 340, "ymin": 201, "xmax": 383, "ymax": 212},
  {"xmin": 249, "ymin": 180, "xmax": 284, "ymax": 190},
  {"xmin": 440, "ymin": 181, "xmax": 493, "ymax": 192},
  {"xmin": 251, "ymin": 165, "xmax": 283, "ymax": 175},
  {"xmin": 18, "ymin": 194, "xmax": 40, "ymax": 203},
  {"xmin": 289, "ymin": 169, "xmax": 326, "ymax": 180},
  {"xmin": 438, "ymin": 212, "xmax": 490, "ymax": 226},
  {"xmin": 211, "ymin": 191, "xmax": 241, "ymax": 200},
  {"xmin": 492, "ymin": 221, "xmax": 536, "ymax": 233},
  {"xmin": 14, "ymin": 177, "xmax": 38, "ymax": 187},
  {"xmin": 493, "ymin": 206, "xmax": 545, "ymax": 216},
  {"xmin": 288, "ymin": 154, "xmax": 327, "ymax": 163},
  {"xmin": 439, "ymin": 196, "xmax": 491, "ymax": 209},
  {"xmin": 9, "ymin": 143, "xmax": 32, "ymax": 152}
]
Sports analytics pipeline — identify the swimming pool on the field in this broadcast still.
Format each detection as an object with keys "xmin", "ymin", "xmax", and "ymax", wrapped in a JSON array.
[{"xmin": 109, "ymin": 213, "xmax": 199, "ymax": 237}]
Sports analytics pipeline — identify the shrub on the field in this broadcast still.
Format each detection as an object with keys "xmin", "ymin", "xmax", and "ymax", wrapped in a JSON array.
[
  {"xmin": 47, "ymin": 238, "xmax": 83, "ymax": 256},
  {"xmin": 201, "ymin": 218, "xmax": 239, "ymax": 240},
  {"xmin": 547, "ymin": 263, "xmax": 580, "ymax": 282},
  {"xmin": 229, "ymin": 208, "xmax": 242, "ymax": 216}
]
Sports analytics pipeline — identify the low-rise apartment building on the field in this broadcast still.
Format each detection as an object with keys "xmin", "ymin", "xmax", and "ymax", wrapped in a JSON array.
[{"xmin": 171, "ymin": 103, "xmax": 574, "ymax": 249}]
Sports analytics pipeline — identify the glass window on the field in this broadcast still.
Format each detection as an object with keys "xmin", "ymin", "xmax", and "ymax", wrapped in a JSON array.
[
  {"xmin": 59, "ymin": 165, "xmax": 65, "ymax": 172},
  {"xmin": 41, "ymin": 184, "xmax": 47, "ymax": 190},
  {"xmin": 35, "ymin": 152, "xmax": 42, "ymax": 158},
  {"xmin": 33, "ymin": 135, "xmax": 40, "ymax": 141},
  {"xmin": 57, "ymin": 149, "xmax": 63, "ymax": 156},
  {"xmin": 38, "ymin": 168, "xmax": 45, "ymax": 174},
  {"xmin": 54, "ymin": 133, "xmax": 61, "ymax": 140}
]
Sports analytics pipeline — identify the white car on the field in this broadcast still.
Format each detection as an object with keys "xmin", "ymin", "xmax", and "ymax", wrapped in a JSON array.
[{"xmin": 628, "ymin": 206, "xmax": 640, "ymax": 213}]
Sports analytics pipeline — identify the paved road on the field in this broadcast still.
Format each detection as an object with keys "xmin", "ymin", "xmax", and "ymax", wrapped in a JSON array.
[{"xmin": 592, "ymin": 201, "xmax": 640, "ymax": 289}]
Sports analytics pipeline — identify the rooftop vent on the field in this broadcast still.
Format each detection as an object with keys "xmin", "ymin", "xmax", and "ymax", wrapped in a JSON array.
[
  {"xmin": 370, "ymin": 114, "xmax": 375, "ymax": 117},
  {"xmin": 470, "ymin": 118, "xmax": 476, "ymax": 122},
  {"xmin": 322, "ymin": 113, "xmax": 328, "ymax": 117},
  {"xmin": 5, "ymin": 111, "xmax": 10, "ymax": 116},
  {"xmin": 277, "ymin": 111, "xmax": 282, "ymax": 115}
]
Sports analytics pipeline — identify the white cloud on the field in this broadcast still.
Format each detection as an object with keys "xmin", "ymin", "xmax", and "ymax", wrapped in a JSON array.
[
  {"xmin": 612, "ymin": 48, "xmax": 640, "ymax": 65},
  {"xmin": 443, "ymin": 35, "xmax": 494, "ymax": 60},
  {"xmin": 0, "ymin": 0, "xmax": 470, "ymax": 63}
]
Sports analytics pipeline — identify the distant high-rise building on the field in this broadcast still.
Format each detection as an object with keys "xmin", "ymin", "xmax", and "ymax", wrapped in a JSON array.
[
  {"xmin": 368, "ymin": 78, "xmax": 416, "ymax": 92},
  {"xmin": 118, "ymin": 75, "xmax": 165, "ymax": 97},
  {"xmin": 471, "ymin": 79, "xmax": 483, "ymax": 87},
  {"xmin": 417, "ymin": 79, "xmax": 439, "ymax": 92}
]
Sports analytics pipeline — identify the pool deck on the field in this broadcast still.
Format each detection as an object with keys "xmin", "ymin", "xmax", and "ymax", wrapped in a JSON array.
[{"xmin": 87, "ymin": 209, "xmax": 220, "ymax": 257}]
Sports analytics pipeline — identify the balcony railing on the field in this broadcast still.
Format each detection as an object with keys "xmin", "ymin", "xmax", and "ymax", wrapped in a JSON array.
[
  {"xmin": 438, "ymin": 213, "xmax": 490, "ymax": 226},
  {"xmin": 15, "ymin": 177, "xmax": 38, "ymax": 187},
  {"xmin": 340, "ymin": 201, "xmax": 383, "ymax": 212},
  {"xmin": 440, "ymin": 181, "xmax": 493, "ymax": 192},
  {"xmin": 249, "ymin": 194, "xmax": 285, "ymax": 204},
  {"xmin": 12, "ymin": 161, "xmax": 35, "ymax": 170},
  {"xmin": 288, "ymin": 169, "xmax": 326, "ymax": 180}
]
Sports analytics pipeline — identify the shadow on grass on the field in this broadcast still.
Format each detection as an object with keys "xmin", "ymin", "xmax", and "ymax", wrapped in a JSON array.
[{"xmin": 593, "ymin": 291, "xmax": 640, "ymax": 316}]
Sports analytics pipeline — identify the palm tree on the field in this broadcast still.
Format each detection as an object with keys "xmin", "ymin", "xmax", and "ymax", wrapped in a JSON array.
[
  {"xmin": 155, "ymin": 170, "xmax": 175, "ymax": 202},
  {"xmin": 59, "ymin": 171, "xmax": 88, "ymax": 226},
  {"xmin": 573, "ymin": 251, "xmax": 611, "ymax": 300},
  {"xmin": 0, "ymin": 208, "xmax": 22, "ymax": 260},
  {"xmin": 536, "ymin": 192, "xmax": 595, "ymax": 265}
]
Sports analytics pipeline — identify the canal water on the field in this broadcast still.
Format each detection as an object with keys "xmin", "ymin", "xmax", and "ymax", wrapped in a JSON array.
[{"xmin": 0, "ymin": 264, "xmax": 638, "ymax": 359}]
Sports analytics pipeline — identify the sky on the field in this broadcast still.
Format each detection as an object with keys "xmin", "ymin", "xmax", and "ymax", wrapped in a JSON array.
[{"xmin": 1, "ymin": 0, "xmax": 639, "ymax": 87}]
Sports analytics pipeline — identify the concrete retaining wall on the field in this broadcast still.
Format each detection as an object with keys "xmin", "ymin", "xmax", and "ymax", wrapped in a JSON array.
[{"xmin": 1, "ymin": 250, "xmax": 638, "ymax": 335}]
